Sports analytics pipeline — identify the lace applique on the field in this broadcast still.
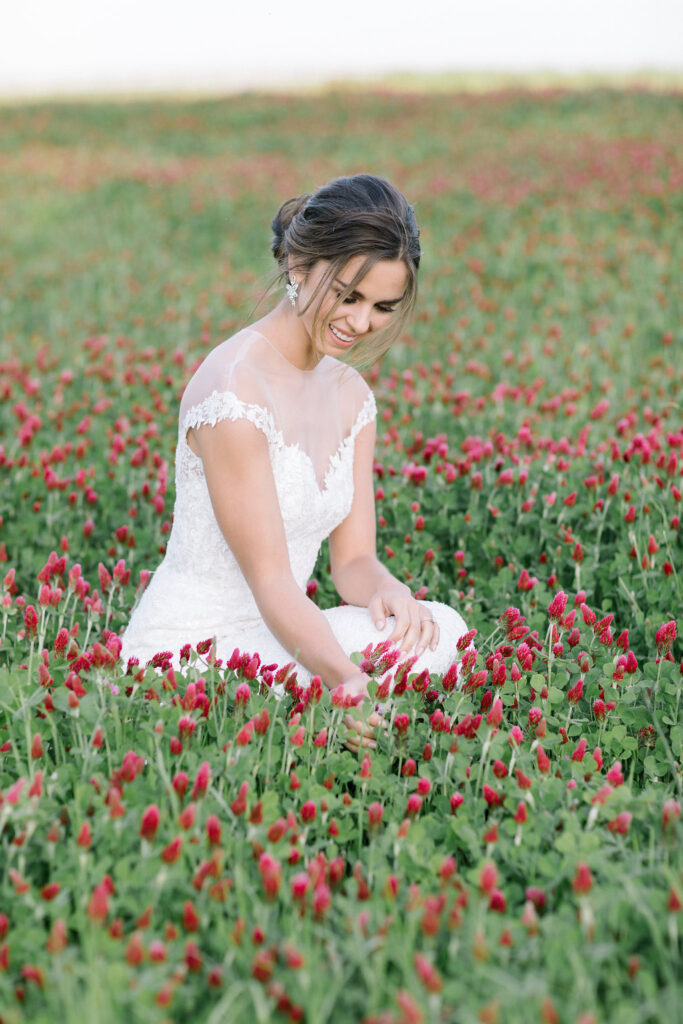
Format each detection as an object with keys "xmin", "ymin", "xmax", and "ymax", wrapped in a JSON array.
[
  {"xmin": 181, "ymin": 390, "xmax": 281, "ymax": 448},
  {"xmin": 350, "ymin": 392, "xmax": 377, "ymax": 440},
  {"xmin": 323, "ymin": 392, "xmax": 376, "ymax": 489}
]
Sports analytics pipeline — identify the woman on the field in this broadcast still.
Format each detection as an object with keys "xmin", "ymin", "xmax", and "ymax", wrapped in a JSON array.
[{"xmin": 121, "ymin": 174, "xmax": 469, "ymax": 748}]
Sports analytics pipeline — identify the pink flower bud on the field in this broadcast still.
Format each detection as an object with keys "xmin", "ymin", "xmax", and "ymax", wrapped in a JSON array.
[
  {"xmin": 258, "ymin": 852, "xmax": 282, "ymax": 900},
  {"xmin": 593, "ymin": 698, "xmax": 606, "ymax": 720},
  {"xmin": 178, "ymin": 803, "xmax": 196, "ymax": 830},
  {"xmin": 192, "ymin": 761, "xmax": 211, "ymax": 800},
  {"xmin": 668, "ymin": 888, "xmax": 682, "ymax": 913},
  {"xmin": 161, "ymin": 837, "xmax": 183, "ymax": 863},
  {"xmin": 508, "ymin": 725, "xmax": 524, "ymax": 746},
  {"xmin": 572, "ymin": 738, "xmax": 587, "ymax": 762},
  {"xmin": 406, "ymin": 793, "xmax": 423, "ymax": 817},
  {"xmin": 486, "ymin": 698, "xmax": 503, "ymax": 727},
  {"xmin": 488, "ymin": 888, "xmax": 506, "ymax": 912},
  {"xmin": 77, "ymin": 822, "xmax": 92, "ymax": 848},
  {"xmin": 300, "ymin": 800, "xmax": 316, "ymax": 823},
  {"xmin": 655, "ymin": 620, "xmax": 677, "ymax": 655},
  {"xmin": 41, "ymin": 882, "xmax": 61, "ymax": 901},
  {"xmin": 87, "ymin": 883, "xmax": 110, "ymax": 923},
  {"xmin": 367, "ymin": 802, "xmax": 384, "ymax": 828},
  {"xmin": 236, "ymin": 722, "xmax": 253, "ymax": 746},
  {"xmin": 139, "ymin": 804, "xmax": 161, "ymax": 841},
  {"xmin": 548, "ymin": 591, "xmax": 568, "ymax": 620},
  {"xmin": 537, "ymin": 745, "xmax": 550, "ymax": 773},
  {"xmin": 479, "ymin": 861, "xmax": 498, "ymax": 894},
  {"xmin": 253, "ymin": 708, "xmax": 270, "ymax": 735},
  {"xmin": 234, "ymin": 683, "xmax": 251, "ymax": 706},
  {"xmin": 450, "ymin": 792, "xmax": 464, "ymax": 814},
  {"xmin": 514, "ymin": 802, "xmax": 527, "ymax": 824},
  {"xmin": 230, "ymin": 782, "xmax": 248, "ymax": 816},
  {"xmin": 662, "ymin": 799, "xmax": 681, "ymax": 830},
  {"xmin": 567, "ymin": 678, "xmax": 584, "ymax": 704},
  {"xmin": 394, "ymin": 713, "xmax": 410, "ymax": 735},
  {"xmin": 607, "ymin": 811, "xmax": 632, "ymax": 835},
  {"xmin": 24, "ymin": 604, "xmax": 39, "ymax": 638},
  {"xmin": 572, "ymin": 862, "xmax": 593, "ymax": 894},
  {"xmin": 182, "ymin": 900, "xmax": 200, "ymax": 932}
]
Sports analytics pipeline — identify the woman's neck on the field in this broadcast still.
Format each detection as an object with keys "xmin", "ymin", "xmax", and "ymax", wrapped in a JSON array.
[{"xmin": 253, "ymin": 300, "xmax": 322, "ymax": 372}]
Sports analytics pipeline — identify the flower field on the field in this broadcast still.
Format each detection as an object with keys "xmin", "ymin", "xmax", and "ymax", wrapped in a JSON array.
[{"xmin": 0, "ymin": 87, "xmax": 681, "ymax": 1023}]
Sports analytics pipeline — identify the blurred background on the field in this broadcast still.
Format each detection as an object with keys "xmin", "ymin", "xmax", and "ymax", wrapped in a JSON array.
[{"xmin": 2, "ymin": 0, "xmax": 682, "ymax": 97}]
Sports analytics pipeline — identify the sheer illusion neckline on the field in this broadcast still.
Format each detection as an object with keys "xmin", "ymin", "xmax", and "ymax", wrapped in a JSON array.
[
  {"xmin": 179, "ymin": 387, "xmax": 376, "ymax": 496},
  {"xmin": 248, "ymin": 328, "xmax": 330, "ymax": 374}
]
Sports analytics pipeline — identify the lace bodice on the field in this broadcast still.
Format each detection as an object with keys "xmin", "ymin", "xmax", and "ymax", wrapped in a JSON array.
[
  {"xmin": 171, "ymin": 386, "xmax": 376, "ymax": 602},
  {"xmin": 120, "ymin": 330, "xmax": 377, "ymax": 663}
]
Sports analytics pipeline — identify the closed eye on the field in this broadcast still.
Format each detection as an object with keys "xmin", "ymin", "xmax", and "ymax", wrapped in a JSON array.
[
  {"xmin": 333, "ymin": 278, "xmax": 403, "ymax": 314},
  {"xmin": 334, "ymin": 289, "xmax": 399, "ymax": 315}
]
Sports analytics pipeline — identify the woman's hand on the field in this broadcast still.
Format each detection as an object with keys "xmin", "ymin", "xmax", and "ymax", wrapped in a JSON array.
[
  {"xmin": 336, "ymin": 673, "xmax": 384, "ymax": 753},
  {"xmin": 368, "ymin": 584, "xmax": 439, "ymax": 659}
]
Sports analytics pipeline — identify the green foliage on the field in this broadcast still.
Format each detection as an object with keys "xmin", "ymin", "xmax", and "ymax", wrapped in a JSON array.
[{"xmin": 0, "ymin": 87, "xmax": 681, "ymax": 1023}]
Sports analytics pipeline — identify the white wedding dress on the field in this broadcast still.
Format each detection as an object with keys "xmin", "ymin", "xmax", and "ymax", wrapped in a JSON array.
[{"xmin": 120, "ymin": 328, "xmax": 469, "ymax": 682}]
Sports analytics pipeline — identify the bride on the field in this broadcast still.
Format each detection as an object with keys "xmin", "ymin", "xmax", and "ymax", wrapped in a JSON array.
[{"xmin": 121, "ymin": 174, "xmax": 469, "ymax": 748}]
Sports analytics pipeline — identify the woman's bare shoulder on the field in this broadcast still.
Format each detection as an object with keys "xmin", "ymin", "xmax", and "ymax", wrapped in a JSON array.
[
  {"xmin": 180, "ymin": 329, "xmax": 278, "ymax": 415},
  {"xmin": 324, "ymin": 357, "xmax": 373, "ymax": 397}
]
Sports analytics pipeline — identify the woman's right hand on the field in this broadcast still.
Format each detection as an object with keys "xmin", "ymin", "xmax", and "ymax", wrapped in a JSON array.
[{"xmin": 337, "ymin": 672, "xmax": 384, "ymax": 753}]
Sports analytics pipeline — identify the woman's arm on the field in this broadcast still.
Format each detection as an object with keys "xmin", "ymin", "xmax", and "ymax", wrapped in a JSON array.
[
  {"xmin": 192, "ymin": 417, "xmax": 369, "ymax": 690},
  {"xmin": 329, "ymin": 419, "xmax": 439, "ymax": 659}
]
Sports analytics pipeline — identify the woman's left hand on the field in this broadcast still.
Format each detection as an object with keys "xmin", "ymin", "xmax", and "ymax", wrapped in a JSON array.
[
  {"xmin": 335, "ymin": 673, "xmax": 384, "ymax": 753},
  {"xmin": 368, "ymin": 584, "xmax": 439, "ymax": 659}
]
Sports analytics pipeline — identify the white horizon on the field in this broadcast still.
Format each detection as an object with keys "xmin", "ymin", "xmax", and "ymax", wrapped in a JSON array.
[{"xmin": 2, "ymin": 0, "xmax": 682, "ymax": 98}]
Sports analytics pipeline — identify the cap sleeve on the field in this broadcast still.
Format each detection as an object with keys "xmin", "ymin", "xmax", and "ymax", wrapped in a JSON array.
[
  {"xmin": 349, "ymin": 389, "xmax": 377, "ymax": 440},
  {"xmin": 180, "ymin": 390, "xmax": 282, "ymax": 448}
]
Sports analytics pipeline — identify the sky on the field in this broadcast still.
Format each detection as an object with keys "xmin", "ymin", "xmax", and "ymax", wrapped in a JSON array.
[{"xmin": 2, "ymin": 0, "xmax": 682, "ymax": 96}]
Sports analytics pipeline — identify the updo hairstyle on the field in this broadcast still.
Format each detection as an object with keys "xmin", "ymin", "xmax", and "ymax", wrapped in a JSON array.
[{"xmin": 270, "ymin": 174, "xmax": 421, "ymax": 365}]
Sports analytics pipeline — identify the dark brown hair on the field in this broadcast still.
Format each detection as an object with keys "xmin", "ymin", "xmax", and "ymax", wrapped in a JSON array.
[{"xmin": 271, "ymin": 174, "xmax": 421, "ymax": 365}]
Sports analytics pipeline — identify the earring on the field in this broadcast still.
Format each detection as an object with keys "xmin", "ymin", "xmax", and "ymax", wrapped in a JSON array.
[{"xmin": 286, "ymin": 276, "xmax": 299, "ymax": 307}]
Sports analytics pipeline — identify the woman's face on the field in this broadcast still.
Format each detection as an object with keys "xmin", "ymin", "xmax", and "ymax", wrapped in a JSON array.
[{"xmin": 295, "ymin": 254, "xmax": 409, "ymax": 358}]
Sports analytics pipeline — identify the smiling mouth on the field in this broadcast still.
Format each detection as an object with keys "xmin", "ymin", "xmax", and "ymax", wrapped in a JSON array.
[{"xmin": 329, "ymin": 324, "xmax": 357, "ymax": 345}]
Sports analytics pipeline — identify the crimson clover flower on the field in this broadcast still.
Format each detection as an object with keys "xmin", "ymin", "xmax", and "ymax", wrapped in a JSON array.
[
  {"xmin": 655, "ymin": 619, "xmax": 677, "ymax": 656},
  {"xmin": 139, "ymin": 804, "xmax": 161, "ymax": 841}
]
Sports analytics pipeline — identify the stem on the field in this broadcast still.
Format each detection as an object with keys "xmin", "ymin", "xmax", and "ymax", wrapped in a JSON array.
[
  {"xmin": 592, "ymin": 498, "xmax": 610, "ymax": 569},
  {"xmin": 103, "ymin": 584, "xmax": 116, "ymax": 631},
  {"xmin": 644, "ymin": 689, "xmax": 682, "ymax": 797},
  {"xmin": 545, "ymin": 621, "xmax": 554, "ymax": 696},
  {"xmin": 442, "ymin": 751, "xmax": 452, "ymax": 796},
  {"xmin": 654, "ymin": 656, "xmax": 664, "ymax": 698},
  {"xmin": 307, "ymin": 704, "xmax": 315, "ymax": 779},
  {"xmin": 154, "ymin": 729, "xmax": 180, "ymax": 815},
  {"xmin": 263, "ymin": 700, "xmax": 278, "ymax": 786},
  {"xmin": 47, "ymin": 710, "xmax": 63, "ymax": 766},
  {"xmin": 326, "ymin": 706, "xmax": 343, "ymax": 752},
  {"xmin": 475, "ymin": 729, "xmax": 493, "ymax": 800},
  {"xmin": 82, "ymin": 613, "xmax": 94, "ymax": 650},
  {"xmin": 357, "ymin": 780, "xmax": 367, "ymax": 861},
  {"xmin": 24, "ymin": 639, "xmax": 36, "ymax": 779}
]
